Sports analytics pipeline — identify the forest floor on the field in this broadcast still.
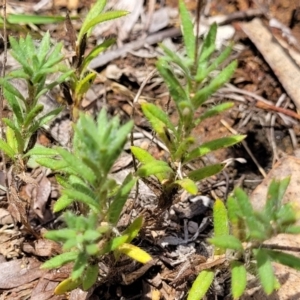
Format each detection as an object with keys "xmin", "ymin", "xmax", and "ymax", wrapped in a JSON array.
[{"xmin": 1, "ymin": 0, "xmax": 300, "ymax": 299}]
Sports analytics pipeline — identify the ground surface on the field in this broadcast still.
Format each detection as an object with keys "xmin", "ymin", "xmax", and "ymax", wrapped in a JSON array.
[{"xmin": 0, "ymin": 0, "xmax": 300, "ymax": 299}]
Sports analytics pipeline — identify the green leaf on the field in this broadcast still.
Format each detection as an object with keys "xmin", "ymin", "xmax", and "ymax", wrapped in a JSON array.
[
  {"xmin": 44, "ymin": 229, "xmax": 77, "ymax": 241},
  {"xmin": 231, "ymin": 261, "xmax": 247, "ymax": 299},
  {"xmin": 3, "ymin": 89, "xmax": 24, "ymax": 124},
  {"xmin": 198, "ymin": 23, "xmax": 217, "ymax": 63},
  {"xmin": 187, "ymin": 270, "xmax": 214, "ymax": 300},
  {"xmin": 6, "ymin": 126, "xmax": 18, "ymax": 154},
  {"xmin": 277, "ymin": 177, "xmax": 290, "ymax": 203},
  {"xmin": 2, "ymin": 118, "xmax": 24, "ymax": 153},
  {"xmin": 141, "ymin": 102, "xmax": 177, "ymax": 137},
  {"xmin": 53, "ymin": 195, "xmax": 74, "ymax": 212},
  {"xmin": 72, "ymin": 252, "xmax": 88, "ymax": 280},
  {"xmin": 56, "ymin": 148, "xmax": 96, "ymax": 184},
  {"xmin": 122, "ymin": 216, "xmax": 144, "ymax": 244},
  {"xmin": 213, "ymin": 199, "xmax": 229, "ymax": 254},
  {"xmin": 264, "ymin": 249, "xmax": 300, "ymax": 271},
  {"xmin": 159, "ymin": 43, "xmax": 190, "ymax": 76},
  {"xmin": 107, "ymin": 173, "xmax": 137, "ymax": 224},
  {"xmin": 78, "ymin": 0, "xmax": 107, "ymax": 42},
  {"xmin": 227, "ymin": 196, "xmax": 245, "ymax": 240},
  {"xmin": 131, "ymin": 146, "xmax": 170, "ymax": 182},
  {"xmin": 63, "ymin": 188, "xmax": 100, "ymax": 211},
  {"xmin": 264, "ymin": 177, "xmax": 291, "ymax": 225},
  {"xmin": 234, "ymin": 188, "xmax": 253, "ymax": 216},
  {"xmin": 117, "ymin": 243, "xmax": 152, "ymax": 264},
  {"xmin": 276, "ymin": 203, "xmax": 297, "ymax": 227},
  {"xmin": 173, "ymin": 136, "xmax": 195, "ymax": 161},
  {"xmin": 192, "ymin": 60, "xmax": 237, "ymax": 108},
  {"xmin": 78, "ymin": 10, "xmax": 128, "ymax": 43},
  {"xmin": 37, "ymin": 31, "xmax": 51, "ymax": 63},
  {"xmin": 195, "ymin": 102, "xmax": 234, "ymax": 125},
  {"xmin": 156, "ymin": 59, "xmax": 188, "ymax": 105},
  {"xmin": 234, "ymin": 187, "xmax": 266, "ymax": 241},
  {"xmin": 136, "ymin": 161, "xmax": 174, "ymax": 178},
  {"xmin": 35, "ymin": 107, "xmax": 62, "ymax": 128},
  {"xmin": 35, "ymin": 157, "xmax": 68, "ymax": 170},
  {"xmin": 3, "ymin": 14, "xmax": 71, "ymax": 25},
  {"xmin": 25, "ymin": 144, "xmax": 58, "ymax": 157},
  {"xmin": 75, "ymin": 72, "xmax": 97, "ymax": 97},
  {"xmin": 54, "ymin": 277, "xmax": 81, "ymax": 295},
  {"xmin": 41, "ymin": 251, "xmax": 78, "ymax": 269},
  {"xmin": 0, "ymin": 139, "xmax": 16, "ymax": 159},
  {"xmin": 82, "ymin": 264, "xmax": 98, "ymax": 291},
  {"xmin": 179, "ymin": 0, "xmax": 195, "ymax": 60},
  {"xmin": 0, "ymin": 78, "xmax": 26, "ymax": 102},
  {"xmin": 131, "ymin": 146, "xmax": 156, "ymax": 164},
  {"xmin": 9, "ymin": 37, "xmax": 33, "ymax": 76},
  {"xmin": 208, "ymin": 235, "xmax": 243, "ymax": 251},
  {"xmin": 23, "ymin": 104, "xmax": 44, "ymax": 127},
  {"xmin": 81, "ymin": 38, "xmax": 115, "ymax": 72},
  {"xmin": 254, "ymin": 249, "xmax": 276, "ymax": 295},
  {"xmin": 43, "ymin": 42, "xmax": 64, "ymax": 69},
  {"xmin": 188, "ymin": 163, "xmax": 224, "ymax": 181},
  {"xmin": 184, "ymin": 135, "xmax": 245, "ymax": 164},
  {"xmin": 99, "ymin": 235, "xmax": 129, "ymax": 255},
  {"xmin": 174, "ymin": 178, "xmax": 198, "ymax": 195},
  {"xmin": 196, "ymin": 43, "xmax": 233, "ymax": 82},
  {"xmin": 285, "ymin": 225, "xmax": 300, "ymax": 234}
]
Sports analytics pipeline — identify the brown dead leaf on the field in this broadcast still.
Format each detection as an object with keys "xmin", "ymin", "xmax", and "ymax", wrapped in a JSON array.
[
  {"xmin": 31, "ymin": 264, "xmax": 73, "ymax": 300},
  {"xmin": 0, "ymin": 257, "xmax": 45, "ymax": 289},
  {"xmin": 22, "ymin": 239, "xmax": 61, "ymax": 257}
]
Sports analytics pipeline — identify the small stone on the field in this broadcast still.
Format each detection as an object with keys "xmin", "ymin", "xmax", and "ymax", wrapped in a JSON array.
[{"xmin": 188, "ymin": 221, "xmax": 198, "ymax": 234}]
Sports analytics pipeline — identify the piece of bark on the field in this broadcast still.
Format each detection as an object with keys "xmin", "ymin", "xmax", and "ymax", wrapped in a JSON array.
[{"xmin": 240, "ymin": 18, "xmax": 300, "ymax": 112}]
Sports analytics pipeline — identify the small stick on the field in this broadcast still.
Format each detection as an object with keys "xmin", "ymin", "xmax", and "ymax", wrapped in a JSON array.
[
  {"xmin": 255, "ymin": 100, "xmax": 300, "ymax": 121},
  {"xmin": 221, "ymin": 119, "xmax": 267, "ymax": 178}
]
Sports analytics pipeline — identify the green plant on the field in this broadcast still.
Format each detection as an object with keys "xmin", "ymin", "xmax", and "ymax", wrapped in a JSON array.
[
  {"xmin": 59, "ymin": 0, "xmax": 128, "ymax": 120},
  {"xmin": 0, "ymin": 0, "xmax": 149, "ymax": 293},
  {"xmin": 0, "ymin": 32, "xmax": 72, "ymax": 171},
  {"xmin": 188, "ymin": 177, "xmax": 300, "ymax": 299},
  {"xmin": 27, "ymin": 110, "xmax": 151, "ymax": 294},
  {"xmin": 131, "ymin": 0, "xmax": 245, "ymax": 208}
]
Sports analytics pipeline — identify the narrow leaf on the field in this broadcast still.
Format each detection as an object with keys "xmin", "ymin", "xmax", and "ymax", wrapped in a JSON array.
[
  {"xmin": 179, "ymin": 0, "xmax": 195, "ymax": 60},
  {"xmin": 231, "ymin": 261, "xmax": 247, "ymax": 299},
  {"xmin": 188, "ymin": 163, "xmax": 224, "ymax": 181},
  {"xmin": 72, "ymin": 252, "xmax": 88, "ymax": 280},
  {"xmin": 107, "ymin": 173, "xmax": 137, "ymax": 224},
  {"xmin": 195, "ymin": 102, "xmax": 234, "ymax": 125},
  {"xmin": 54, "ymin": 277, "xmax": 81, "ymax": 295},
  {"xmin": 82, "ymin": 264, "xmax": 98, "ymax": 291},
  {"xmin": 137, "ymin": 161, "xmax": 173, "ymax": 178},
  {"xmin": 198, "ymin": 23, "xmax": 217, "ymax": 63},
  {"xmin": 254, "ymin": 249, "xmax": 276, "ymax": 295},
  {"xmin": 82, "ymin": 38, "xmax": 115, "ymax": 71},
  {"xmin": 213, "ymin": 199, "xmax": 229, "ymax": 254},
  {"xmin": 41, "ymin": 251, "xmax": 78, "ymax": 269},
  {"xmin": 184, "ymin": 135, "xmax": 245, "ymax": 163},
  {"xmin": 122, "ymin": 216, "xmax": 144, "ymax": 244},
  {"xmin": 0, "ymin": 139, "xmax": 16, "ymax": 159},
  {"xmin": 187, "ymin": 270, "xmax": 214, "ymax": 300},
  {"xmin": 117, "ymin": 243, "xmax": 152, "ymax": 264},
  {"xmin": 208, "ymin": 235, "xmax": 243, "ymax": 251},
  {"xmin": 78, "ymin": 11, "xmax": 128, "ymax": 43},
  {"xmin": 192, "ymin": 60, "xmax": 237, "ymax": 108},
  {"xmin": 264, "ymin": 249, "xmax": 300, "ymax": 271},
  {"xmin": 174, "ymin": 178, "xmax": 198, "ymax": 195}
]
